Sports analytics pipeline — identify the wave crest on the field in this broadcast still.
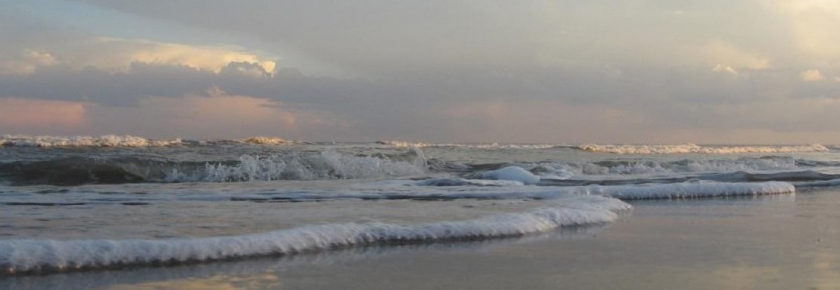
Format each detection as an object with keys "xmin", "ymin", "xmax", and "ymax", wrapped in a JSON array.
[
  {"xmin": 242, "ymin": 136, "xmax": 286, "ymax": 145},
  {"xmin": 0, "ymin": 134, "xmax": 182, "ymax": 147},
  {"xmin": 0, "ymin": 195, "xmax": 627, "ymax": 274},
  {"xmin": 0, "ymin": 149, "xmax": 428, "ymax": 185},
  {"xmin": 579, "ymin": 143, "xmax": 829, "ymax": 154},
  {"xmin": 171, "ymin": 149, "xmax": 427, "ymax": 182},
  {"xmin": 577, "ymin": 181, "xmax": 795, "ymax": 200}
]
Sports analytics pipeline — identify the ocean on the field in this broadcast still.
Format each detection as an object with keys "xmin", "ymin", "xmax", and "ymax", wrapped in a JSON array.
[{"xmin": 2, "ymin": 135, "xmax": 840, "ymax": 287}]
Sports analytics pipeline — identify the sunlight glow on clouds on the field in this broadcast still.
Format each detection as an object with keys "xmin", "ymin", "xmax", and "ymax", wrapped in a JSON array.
[
  {"xmin": 0, "ymin": 50, "xmax": 58, "ymax": 75},
  {"xmin": 1, "ymin": 38, "xmax": 277, "ymax": 75},
  {"xmin": 801, "ymin": 69, "xmax": 825, "ymax": 82},
  {"xmin": 697, "ymin": 42, "xmax": 770, "ymax": 70},
  {"xmin": 773, "ymin": 0, "xmax": 840, "ymax": 63},
  {"xmin": 2, "ymin": 0, "xmax": 840, "ymax": 143},
  {"xmin": 90, "ymin": 38, "xmax": 277, "ymax": 73}
]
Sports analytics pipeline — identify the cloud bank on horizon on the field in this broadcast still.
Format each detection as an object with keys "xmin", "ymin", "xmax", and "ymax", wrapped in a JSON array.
[{"xmin": 1, "ymin": 0, "xmax": 840, "ymax": 143}]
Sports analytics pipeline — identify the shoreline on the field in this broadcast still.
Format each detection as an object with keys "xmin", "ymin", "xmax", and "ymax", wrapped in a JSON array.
[{"xmin": 6, "ymin": 191, "xmax": 839, "ymax": 289}]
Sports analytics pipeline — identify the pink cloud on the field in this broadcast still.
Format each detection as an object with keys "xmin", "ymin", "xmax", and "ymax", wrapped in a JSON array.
[
  {"xmin": 0, "ymin": 98, "xmax": 88, "ymax": 134},
  {"xmin": 433, "ymin": 100, "xmax": 652, "ymax": 143},
  {"xmin": 141, "ymin": 88, "xmax": 297, "ymax": 129},
  {"xmin": 87, "ymin": 88, "xmax": 306, "ymax": 139}
]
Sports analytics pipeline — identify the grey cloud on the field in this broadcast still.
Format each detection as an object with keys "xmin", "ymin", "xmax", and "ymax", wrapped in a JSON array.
[
  {"xmin": 4, "ymin": 0, "xmax": 840, "ymax": 142},
  {"xmin": 2, "ymin": 58, "xmax": 839, "ymax": 142},
  {"xmin": 71, "ymin": 0, "xmax": 801, "ymax": 74}
]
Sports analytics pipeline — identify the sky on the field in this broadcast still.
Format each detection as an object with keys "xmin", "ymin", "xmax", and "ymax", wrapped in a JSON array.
[{"xmin": 1, "ymin": 0, "xmax": 840, "ymax": 144}]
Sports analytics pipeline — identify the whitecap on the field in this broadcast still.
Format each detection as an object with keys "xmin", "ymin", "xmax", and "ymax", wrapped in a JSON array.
[
  {"xmin": 481, "ymin": 166, "xmax": 541, "ymax": 185},
  {"xmin": 579, "ymin": 143, "xmax": 829, "ymax": 154},
  {"xmin": 0, "ymin": 134, "xmax": 182, "ymax": 147},
  {"xmin": 0, "ymin": 195, "xmax": 628, "ymax": 274}
]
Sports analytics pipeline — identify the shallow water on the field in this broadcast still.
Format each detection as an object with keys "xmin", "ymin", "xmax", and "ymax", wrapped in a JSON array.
[
  {"xmin": 2, "ymin": 136, "xmax": 840, "ymax": 280},
  {"xmin": 5, "ymin": 191, "xmax": 840, "ymax": 290}
]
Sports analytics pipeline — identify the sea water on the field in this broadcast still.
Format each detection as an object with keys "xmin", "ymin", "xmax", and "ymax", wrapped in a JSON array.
[{"xmin": 2, "ymin": 135, "xmax": 839, "ymax": 275}]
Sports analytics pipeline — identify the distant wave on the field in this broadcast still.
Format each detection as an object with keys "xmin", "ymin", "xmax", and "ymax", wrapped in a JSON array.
[
  {"xmin": 378, "ymin": 140, "xmax": 562, "ymax": 149},
  {"xmin": 3, "ymin": 151, "xmax": 832, "ymax": 186},
  {"xmin": 176, "ymin": 148, "xmax": 427, "ymax": 182},
  {"xmin": 241, "ymin": 136, "xmax": 286, "ymax": 145},
  {"xmin": 441, "ymin": 157, "xmax": 815, "ymax": 181},
  {"xmin": 524, "ymin": 156, "xmax": 802, "ymax": 176},
  {"xmin": 0, "ymin": 195, "xmax": 628, "ymax": 275},
  {"xmin": 578, "ymin": 143, "xmax": 830, "ymax": 154},
  {"xmin": 0, "ymin": 134, "xmax": 182, "ymax": 147},
  {"xmin": 0, "ymin": 148, "xmax": 428, "ymax": 185},
  {"xmin": 0, "ymin": 134, "xmax": 298, "ymax": 147}
]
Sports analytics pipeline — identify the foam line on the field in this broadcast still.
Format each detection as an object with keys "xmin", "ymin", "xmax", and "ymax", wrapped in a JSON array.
[{"xmin": 0, "ymin": 196, "xmax": 628, "ymax": 274}]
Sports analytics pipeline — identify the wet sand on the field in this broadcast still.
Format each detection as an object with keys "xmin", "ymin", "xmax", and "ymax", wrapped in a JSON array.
[{"xmin": 6, "ymin": 190, "xmax": 840, "ymax": 290}]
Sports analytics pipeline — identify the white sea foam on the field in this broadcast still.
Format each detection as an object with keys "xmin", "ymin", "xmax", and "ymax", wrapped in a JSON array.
[
  {"xmin": 574, "ymin": 181, "xmax": 795, "ymax": 200},
  {"xmin": 527, "ymin": 165, "xmax": 574, "ymax": 180},
  {"xmin": 482, "ymin": 166, "xmax": 541, "ymax": 185},
  {"xmin": 416, "ymin": 178, "xmax": 525, "ymax": 187},
  {"xmin": 169, "ymin": 150, "xmax": 427, "ymax": 182},
  {"xmin": 242, "ymin": 136, "xmax": 286, "ymax": 145},
  {"xmin": 0, "ymin": 195, "xmax": 628, "ymax": 274},
  {"xmin": 0, "ymin": 134, "xmax": 182, "ymax": 147},
  {"xmin": 579, "ymin": 143, "xmax": 829, "ymax": 154},
  {"xmin": 250, "ymin": 180, "xmax": 796, "ymax": 202},
  {"xmin": 534, "ymin": 157, "xmax": 799, "ymax": 176},
  {"xmin": 380, "ymin": 140, "xmax": 558, "ymax": 149}
]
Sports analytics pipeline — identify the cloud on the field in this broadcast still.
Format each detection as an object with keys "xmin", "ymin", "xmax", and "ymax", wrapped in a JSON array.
[
  {"xmin": 85, "ymin": 38, "xmax": 278, "ymax": 73},
  {"xmin": 0, "ymin": 98, "xmax": 88, "ymax": 134},
  {"xmin": 801, "ymin": 69, "xmax": 825, "ymax": 81},
  {"xmin": 432, "ymin": 100, "xmax": 652, "ymax": 143},
  {"xmin": 697, "ymin": 42, "xmax": 770, "ymax": 70},
  {"xmin": 712, "ymin": 64, "xmax": 739, "ymax": 75},
  {"xmin": 0, "ymin": 50, "xmax": 57, "ymax": 75},
  {"xmin": 3, "ymin": 1, "xmax": 840, "ymax": 143},
  {"xmin": 772, "ymin": 0, "xmax": 840, "ymax": 63},
  {"xmin": 72, "ymin": 0, "xmax": 828, "ymax": 76},
  {"xmin": 88, "ymin": 87, "xmax": 303, "ymax": 139},
  {"xmin": 72, "ymin": 1, "xmax": 789, "ymax": 73},
  {"xmin": 3, "ymin": 55, "xmax": 839, "ymax": 143},
  {"xmin": 0, "ymin": 38, "xmax": 277, "ymax": 75}
]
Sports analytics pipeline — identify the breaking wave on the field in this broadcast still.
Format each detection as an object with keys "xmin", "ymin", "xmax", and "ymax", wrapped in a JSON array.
[
  {"xmin": 0, "ymin": 195, "xmax": 628, "ymax": 274},
  {"xmin": 0, "ymin": 134, "xmax": 297, "ymax": 147},
  {"xmin": 241, "ymin": 136, "xmax": 287, "ymax": 145},
  {"xmin": 0, "ymin": 134, "xmax": 182, "ymax": 147},
  {"xmin": 379, "ymin": 140, "xmax": 560, "ymax": 149},
  {"xmin": 0, "ymin": 149, "xmax": 428, "ymax": 185},
  {"xmin": 178, "ymin": 149, "xmax": 427, "ymax": 182}
]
